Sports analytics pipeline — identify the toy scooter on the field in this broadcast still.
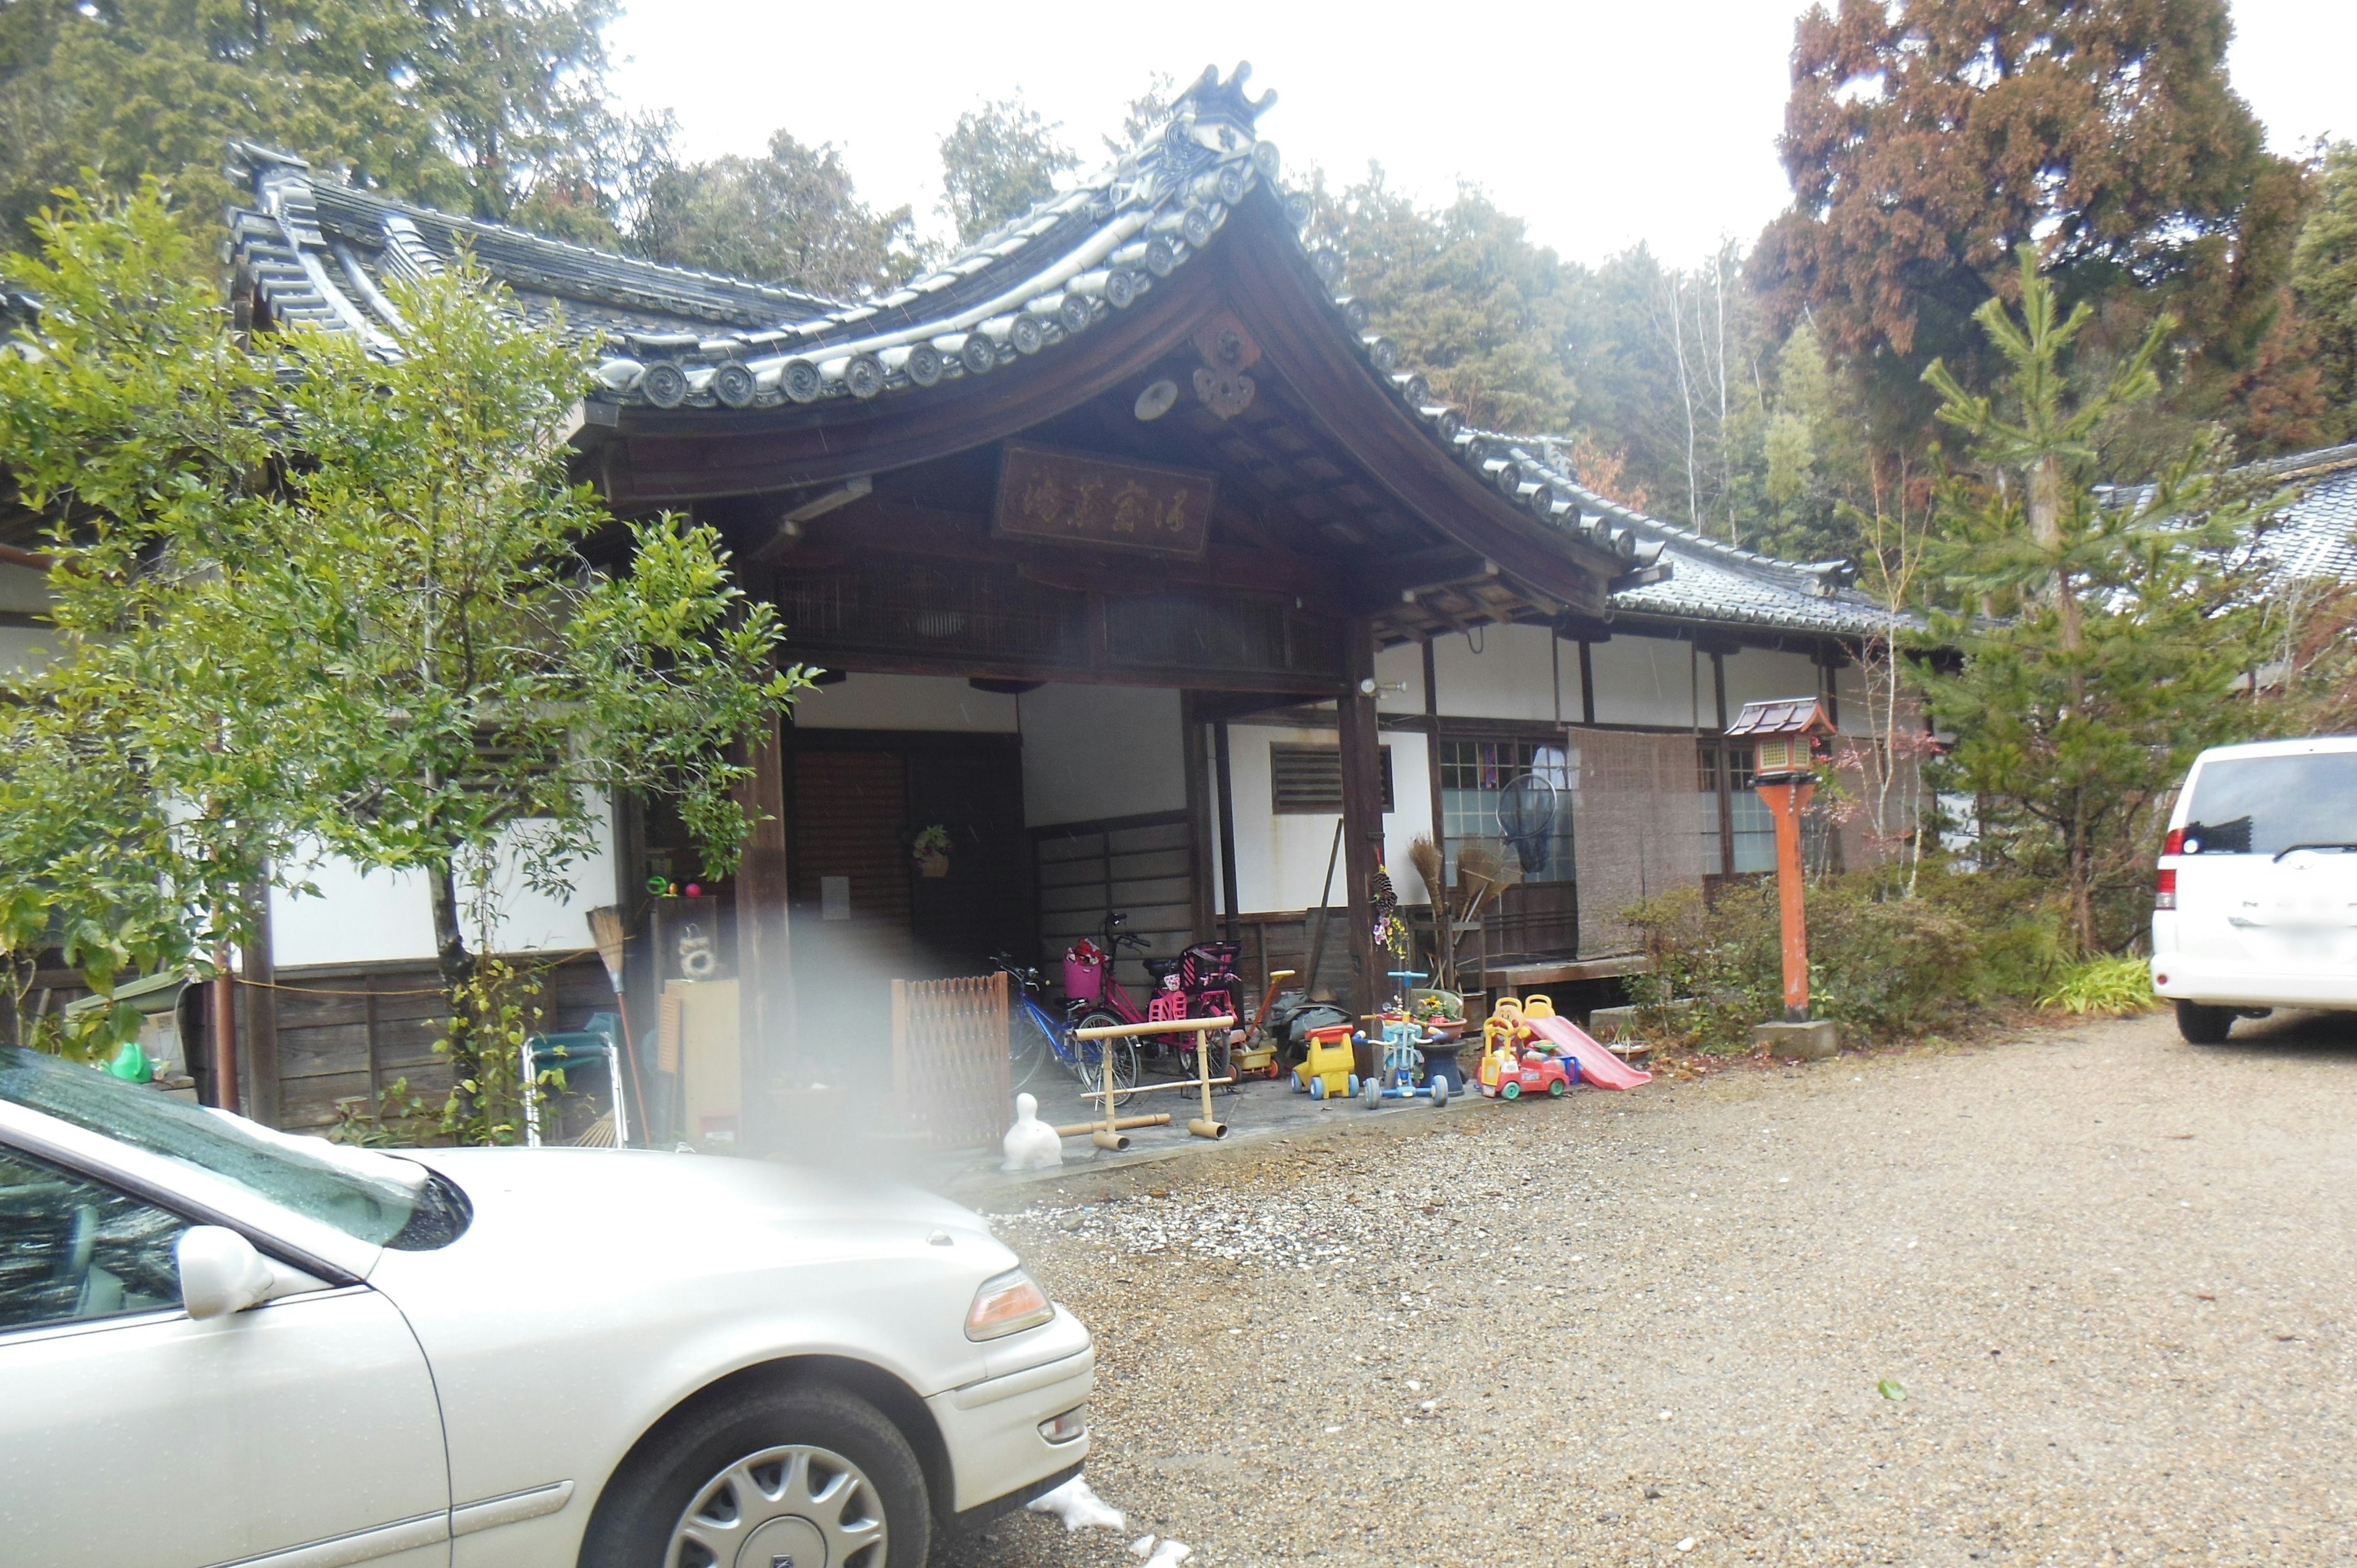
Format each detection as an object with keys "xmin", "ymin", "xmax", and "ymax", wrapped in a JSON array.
[{"xmin": 1360, "ymin": 970, "xmax": 1450, "ymax": 1108}]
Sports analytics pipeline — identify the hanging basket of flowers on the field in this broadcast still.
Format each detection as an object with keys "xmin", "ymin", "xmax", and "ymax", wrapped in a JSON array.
[{"xmin": 911, "ymin": 823, "xmax": 954, "ymax": 878}]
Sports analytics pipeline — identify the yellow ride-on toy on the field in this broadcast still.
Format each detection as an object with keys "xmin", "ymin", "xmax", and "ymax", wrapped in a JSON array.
[{"xmin": 1291, "ymin": 1021, "xmax": 1362, "ymax": 1101}]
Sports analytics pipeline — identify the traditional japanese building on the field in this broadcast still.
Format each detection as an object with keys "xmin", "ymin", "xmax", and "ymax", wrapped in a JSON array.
[{"xmin": 10, "ymin": 66, "xmax": 1924, "ymax": 1130}]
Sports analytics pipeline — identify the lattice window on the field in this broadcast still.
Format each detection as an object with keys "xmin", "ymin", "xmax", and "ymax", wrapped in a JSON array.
[
  {"xmin": 1269, "ymin": 743, "xmax": 1394, "ymax": 814},
  {"xmin": 1438, "ymin": 737, "xmax": 1574, "ymax": 883}
]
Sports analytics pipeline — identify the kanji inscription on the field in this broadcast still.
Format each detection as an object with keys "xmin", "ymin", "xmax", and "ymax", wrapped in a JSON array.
[{"xmin": 993, "ymin": 442, "xmax": 1215, "ymax": 558}]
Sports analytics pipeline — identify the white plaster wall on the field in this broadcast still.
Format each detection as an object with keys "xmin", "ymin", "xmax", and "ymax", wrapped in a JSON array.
[
  {"xmin": 1373, "ymin": 640, "xmax": 1426, "ymax": 715},
  {"xmin": 1587, "ymin": 633, "xmax": 1703, "ymax": 728},
  {"xmin": 1215, "ymin": 725, "xmax": 1433, "ymax": 914},
  {"xmin": 790, "ymin": 671, "xmax": 1019, "ymax": 732},
  {"xmin": 1721, "ymin": 647, "xmax": 1824, "ymax": 719},
  {"xmin": 0, "ymin": 563, "xmax": 50, "ymax": 613},
  {"xmin": 270, "ymin": 798, "xmax": 620, "ymax": 967},
  {"xmin": 1018, "ymin": 682, "xmax": 1185, "ymax": 827},
  {"xmin": 1428, "ymin": 621, "xmax": 1568, "ymax": 723},
  {"xmin": 0, "ymin": 624, "xmax": 52, "ymax": 677}
]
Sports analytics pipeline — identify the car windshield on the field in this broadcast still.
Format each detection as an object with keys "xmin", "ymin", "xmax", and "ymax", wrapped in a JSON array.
[
  {"xmin": 2183, "ymin": 752, "xmax": 2357, "ymax": 856},
  {"xmin": 0, "ymin": 1046, "xmax": 466, "ymax": 1250}
]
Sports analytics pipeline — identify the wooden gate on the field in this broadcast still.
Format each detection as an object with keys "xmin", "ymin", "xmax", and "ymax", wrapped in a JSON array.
[{"xmin": 889, "ymin": 971, "xmax": 1011, "ymax": 1149}]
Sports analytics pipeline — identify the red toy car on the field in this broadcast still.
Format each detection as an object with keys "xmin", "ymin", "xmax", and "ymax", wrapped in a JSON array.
[{"xmin": 1480, "ymin": 1051, "xmax": 1578, "ymax": 1100}]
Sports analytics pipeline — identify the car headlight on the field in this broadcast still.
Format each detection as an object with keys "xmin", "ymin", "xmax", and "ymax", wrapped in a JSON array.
[{"xmin": 966, "ymin": 1266, "xmax": 1055, "ymax": 1340}]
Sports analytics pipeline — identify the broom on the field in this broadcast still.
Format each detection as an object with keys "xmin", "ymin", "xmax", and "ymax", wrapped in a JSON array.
[
  {"xmin": 1408, "ymin": 836, "xmax": 1455, "ymax": 990},
  {"xmin": 587, "ymin": 905, "xmax": 650, "ymax": 1148}
]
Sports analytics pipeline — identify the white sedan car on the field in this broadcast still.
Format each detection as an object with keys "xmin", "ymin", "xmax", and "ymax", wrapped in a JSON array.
[{"xmin": 0, "ymin": 1044, "xmax": 1091, "ymax": 1567}]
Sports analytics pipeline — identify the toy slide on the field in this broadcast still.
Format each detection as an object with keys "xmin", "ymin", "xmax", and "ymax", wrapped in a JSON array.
[{"xmin": 1527, "ymin": 1014, "xmax": 1652, "ymax": 1089}]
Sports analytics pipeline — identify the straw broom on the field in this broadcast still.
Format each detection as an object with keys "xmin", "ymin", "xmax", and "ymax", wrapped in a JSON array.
[
  {"xmin": 587, "ymin": 905, "xmax": 650, "ymax": 1148},
  {"xmin": 1408, "ymin": 836, "xmax": 1455, "ymax": 989}
]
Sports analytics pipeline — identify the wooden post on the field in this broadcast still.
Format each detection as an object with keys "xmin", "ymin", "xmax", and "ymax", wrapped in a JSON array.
[
  {"xmin": 241, "ymin": 879, "xmax": 280, "ymax": 1127},
  {"xmin": 1337, "ymin": 617, "xmax": 1384, "ymax": 1017},
  {"xmin": 1213, "ymin": 718, "xmax": 1240, "ymax": 944},
  {"xmin": 734, "ymin": 709, "xmax": 794, "ymax": 1150},
  {"xmin": 1758, "ymin": 779, "xmax": 1815, "ymax": 1019}
]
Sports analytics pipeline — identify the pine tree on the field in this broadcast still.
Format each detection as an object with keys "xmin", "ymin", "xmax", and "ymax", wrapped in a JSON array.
[{"xmin": 1914, "ymin": 250, "xmax": 2275, "ymax": 954}]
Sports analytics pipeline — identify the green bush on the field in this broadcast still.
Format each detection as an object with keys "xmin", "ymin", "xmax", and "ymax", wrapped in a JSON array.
[
  {"xmin": 1624, "ymin": 865, "xmax": 2069, "ymax": 1052},
  {"xmin": 2037, "ymin": 953, "xmax": 2158, "ymax": 1016}
]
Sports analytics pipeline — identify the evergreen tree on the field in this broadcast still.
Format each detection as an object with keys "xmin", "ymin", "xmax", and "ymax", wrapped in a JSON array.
[
  {"xmin": 937, "ymin": 97, "xmax": 1075, "ymax": 247},
  {"xmin": 633, "ymin": 131, "xmax": 913, "ymax": 298},
  {"xmin": 1914, "ymin": 250, "xmax": 2275, "ymax": 954},
  {"xmin": 0, "ymin": 0, "xmax": 637, "ymax": 245},
  {"xmin": 2291, "ymin": 142, "xmax": 2357, "ymax": 441},
  {"xmin": 1754, "ymin": 0, "xmax": 2310, "ymax": 461}
]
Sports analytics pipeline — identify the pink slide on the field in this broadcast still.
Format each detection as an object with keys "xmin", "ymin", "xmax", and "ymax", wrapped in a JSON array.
[{"xmin": 1527, "ymin": 1014, "xmax": 1653, "ymax": 1089}]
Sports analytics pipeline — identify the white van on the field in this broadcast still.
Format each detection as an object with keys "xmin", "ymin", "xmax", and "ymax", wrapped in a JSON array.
[{"xmin": 2152, "ymin": 736, "xmax": 2357, "ymax": 1043}]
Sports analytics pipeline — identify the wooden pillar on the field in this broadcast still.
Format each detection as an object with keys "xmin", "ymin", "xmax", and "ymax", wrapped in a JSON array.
[
  {"xmin": 1182, "ymin": 693, "xmax": 1215, "ymax": 942},
  {"xmin": 1213, "ymin": 717, "xmax": 1240, "ymax": 944},
  {"xmin": 1337, "ymin": 618, "xmax": 1385, "ymax": 1016},
  {"xmin": 241, "ymin": 880, "xmax": 280, "ymax": 1127},
  {"xmin": 734, "ymin": 709, "xmax": 794, "ymax": 1147}
]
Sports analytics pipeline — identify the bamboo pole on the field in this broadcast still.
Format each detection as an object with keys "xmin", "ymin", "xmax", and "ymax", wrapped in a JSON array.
[{"xmin": 1072, "ymin": 1015, "xmax": 1236, "ymax": 1143}]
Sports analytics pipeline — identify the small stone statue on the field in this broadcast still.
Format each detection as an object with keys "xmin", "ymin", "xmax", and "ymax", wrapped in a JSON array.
[{"xmin": 1001, "ymin": 1092, "xmax": 1063, "ymax": 1172}]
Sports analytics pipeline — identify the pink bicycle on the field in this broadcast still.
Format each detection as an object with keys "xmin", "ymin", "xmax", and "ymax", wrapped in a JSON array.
[{"xmin": 1062, "ymin": 913, "xmax": 1242, "ymax": 1092}]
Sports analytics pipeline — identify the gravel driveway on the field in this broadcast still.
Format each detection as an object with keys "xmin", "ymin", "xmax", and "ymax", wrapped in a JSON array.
[{"xmin": 946, "ymin": 1008, "xmax": 2357, "ymax": 1566}]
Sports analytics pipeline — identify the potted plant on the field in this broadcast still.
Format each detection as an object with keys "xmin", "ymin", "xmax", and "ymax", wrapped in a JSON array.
[{"xmin": 910, "ymin": 823, "xmax": 954, "ymax": 879}]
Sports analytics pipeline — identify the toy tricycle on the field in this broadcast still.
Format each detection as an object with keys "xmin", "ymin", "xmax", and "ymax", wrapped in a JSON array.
[
  {"xmin": 1359, "ymin": 971, "xmax": 1451, "ymax": 1108},
  {"xmin": 1292, "ymin": 1022, "xmax": 1361, "ymax": 1100}
]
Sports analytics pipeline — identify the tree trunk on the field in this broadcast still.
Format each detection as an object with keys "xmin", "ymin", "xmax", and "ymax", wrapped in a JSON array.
[
  {"xmin": 2029, "ymin": 454, "xmax": 2083, "ymax": 655},
  {"xmin": 428, "ymin": 861, "xmax": 479, "ymax": 1129}
]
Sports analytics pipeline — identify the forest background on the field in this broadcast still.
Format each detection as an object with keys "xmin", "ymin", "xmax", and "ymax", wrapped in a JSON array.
[{"xmin": 6, "ymin": 0, "xmax": 2353, "ymax": 566}]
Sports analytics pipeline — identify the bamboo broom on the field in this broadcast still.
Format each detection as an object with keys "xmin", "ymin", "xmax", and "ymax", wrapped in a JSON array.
[
  {"xmin": 586, "ymin": 905, "xmax": 650, "ymax": 1148},
  {"xmin": 1408, "ymin": 835, "xmax": 1455, "ymax": 990}
]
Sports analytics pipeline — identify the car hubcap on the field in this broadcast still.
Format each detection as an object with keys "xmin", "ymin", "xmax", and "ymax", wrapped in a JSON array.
[{"xmin": 667, "ymin": 1444, "xmax": 886, "ymax": 1568}]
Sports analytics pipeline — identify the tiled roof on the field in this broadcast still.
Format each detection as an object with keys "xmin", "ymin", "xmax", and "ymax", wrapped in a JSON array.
[
  {"xmin": 1498, "ymin": 435, "xmax": 1914, "ymax": 638},
  {"xmin": 2247, "ymin": 442, "xmax": 2357, "ymax": 585},
  {"xmin": 214, "ymin": 61, "xmax": 1929, "ymax": 643}
]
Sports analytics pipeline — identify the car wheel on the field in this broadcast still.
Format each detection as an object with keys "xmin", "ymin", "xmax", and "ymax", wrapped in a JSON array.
[
  {"xmin": 581, "ymin": 1381, "xmax": 927, "ymax": 1568},
  {"xmin": 2176, "ymin": 998, "xmax": 2235, "ymax": 1045}
]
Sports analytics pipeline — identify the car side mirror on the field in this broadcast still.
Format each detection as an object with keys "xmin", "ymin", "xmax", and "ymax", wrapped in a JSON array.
[{"xmin": 177, "ymin": 1226, "xmax": 275, "ymax": 1320}]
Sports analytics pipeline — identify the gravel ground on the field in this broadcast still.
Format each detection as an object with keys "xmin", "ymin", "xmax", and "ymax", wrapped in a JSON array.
[{"xmin": 942, "ymin": 1007, "xmax": 2357, "ymax": 1566}]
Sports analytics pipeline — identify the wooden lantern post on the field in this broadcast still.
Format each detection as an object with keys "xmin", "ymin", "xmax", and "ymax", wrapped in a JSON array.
[{"xmin": 1725, "ymin": 697, "xmax": 1840, "ymax": 1057}]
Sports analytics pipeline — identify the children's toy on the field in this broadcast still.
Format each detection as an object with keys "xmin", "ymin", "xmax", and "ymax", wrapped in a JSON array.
[
  {"xmin": 1477, "ymin": 994, "xmax": 1573, "ymax": 1100},
  {"xmin": 1292, "ymin": 1022, "xmax": 1361, "ymax": 1100},
  {"xmin": 1001, "ymin": 1092, "xmax": 1064, "ymax": 1172},
  {"xmin": 1360, "ymin": 970, "xmax": 1450, "ymax": 1107}
]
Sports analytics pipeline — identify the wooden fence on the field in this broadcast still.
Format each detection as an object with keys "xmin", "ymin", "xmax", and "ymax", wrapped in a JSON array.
[{"xmin": 890, "ymin": 971, "xmax": 1012, "ymax": 1150}]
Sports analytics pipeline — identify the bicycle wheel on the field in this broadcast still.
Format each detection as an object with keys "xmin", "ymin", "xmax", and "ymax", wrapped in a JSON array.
[
  {"xmin": 1008, "ymin": 1003, "xmax": 1056, "ymax": 1091},
  {"xmin": 1072, "ymin": 1010, "xmax": 1139, "ymax": 1109}
]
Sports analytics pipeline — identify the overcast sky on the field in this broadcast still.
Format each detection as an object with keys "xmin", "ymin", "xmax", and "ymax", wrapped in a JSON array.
[{"xmin": 608, "ymin": 1, "xmax": 2357, "ymax": 269}]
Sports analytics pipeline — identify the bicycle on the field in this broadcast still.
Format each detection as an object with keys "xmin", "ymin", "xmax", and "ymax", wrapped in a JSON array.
[
  {"xmin": 1062, "ymin": 914, "xmax": 1242, "ymax": 1095},
  {"xmin": 993, "ymin": 954, "xmax": 1138, "ymax": 1106}
]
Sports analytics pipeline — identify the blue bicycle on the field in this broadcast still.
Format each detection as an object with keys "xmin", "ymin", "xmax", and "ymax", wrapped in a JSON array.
[{"xmin": 993, "ymin": 956, "xmax": 1138, "ymax": 1106}]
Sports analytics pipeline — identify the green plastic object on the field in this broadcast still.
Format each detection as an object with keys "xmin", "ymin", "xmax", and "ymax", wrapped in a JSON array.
[{"xmin": 107, "ymin": 1039, "xmax": 153, "ymax": 1084}]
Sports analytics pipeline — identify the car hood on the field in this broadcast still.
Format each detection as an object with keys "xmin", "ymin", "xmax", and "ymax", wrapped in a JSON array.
[{"xmin": 400, "ymin": 1146, "xmax": 1010, "ymax": 1278}]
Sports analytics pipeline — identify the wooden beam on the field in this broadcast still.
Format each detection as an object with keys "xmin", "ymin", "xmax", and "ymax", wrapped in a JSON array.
[{"xmin": 1336, "ymin": 618, "xmax": 1384, "ymax": 1016}]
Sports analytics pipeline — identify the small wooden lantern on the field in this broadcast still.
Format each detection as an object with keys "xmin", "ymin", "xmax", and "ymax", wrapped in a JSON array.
[{"xmin": 1726, "ymin": 697, "xmax": 1837, "ymax": 1024}]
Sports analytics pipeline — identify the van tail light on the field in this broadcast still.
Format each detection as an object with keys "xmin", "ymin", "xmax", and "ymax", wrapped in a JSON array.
[
  {"xmin": 2156, "ymin": 867, "xmax": 2177, "ymax": 910},
  {"xmin": 2164, "ymin": 827, "xmax": 2185, "ymax": 857}
]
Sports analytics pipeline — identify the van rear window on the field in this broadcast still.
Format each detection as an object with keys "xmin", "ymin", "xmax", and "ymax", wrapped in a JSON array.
[{"xmin": 2182, "ymin": 753, "xmax": 2357, "ymax": 855}]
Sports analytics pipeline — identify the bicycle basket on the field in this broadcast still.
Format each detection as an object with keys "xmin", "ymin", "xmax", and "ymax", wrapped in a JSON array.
[{"xmin": 1062, "ymin": 941, "xmax": 1106, "ymax": 1004}]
